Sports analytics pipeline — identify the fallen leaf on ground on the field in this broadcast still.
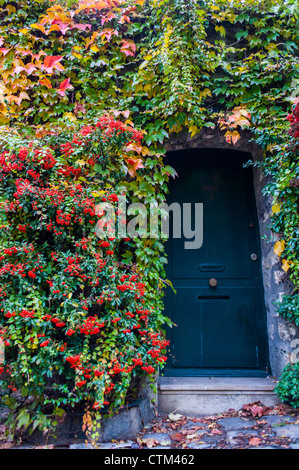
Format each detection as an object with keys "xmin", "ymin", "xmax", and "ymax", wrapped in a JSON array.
[
  {"xmin": 240, "ymin": 402, "xmax": 266, "ymax": 418},
  {"xmin": 170, "ymin": 432, "xmax": 184, "ymax": 442},
  {"xmin": 210, "ymin": 429, "xmax": 222, "ymax": 435},
  {"xmin": 160, "ymin": 439, "xmax": 171, "ymax": 446},
  {"xmin": 168, "ymin": 413, "xmax": 183, "ymax": 421},
  {"xmin": 0, "ymin": 443, "xmax": 14, "ymax": 449},
  {"xmin": 139, "ymin": 438, "xmax": 158, "ymax": 449},
  {"xmin": 248, "ymin": 437, "xmax": 262, "ymax": 446}
]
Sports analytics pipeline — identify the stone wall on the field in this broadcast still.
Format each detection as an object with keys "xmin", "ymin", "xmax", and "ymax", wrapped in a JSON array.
[{"xmin": 164, "ymin": 128, "xmax": 299, "ymax": 379}]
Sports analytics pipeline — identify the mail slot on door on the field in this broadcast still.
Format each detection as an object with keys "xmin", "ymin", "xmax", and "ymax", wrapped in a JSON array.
[{"xmin": 199, "ymin": 264, "xmax": 225, "ymax": 272}]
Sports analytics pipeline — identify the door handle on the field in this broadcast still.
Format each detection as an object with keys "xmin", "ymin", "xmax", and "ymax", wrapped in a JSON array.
[{"xmin": 209, "ymin": 278, "xmax": 217, "ymax": 287}]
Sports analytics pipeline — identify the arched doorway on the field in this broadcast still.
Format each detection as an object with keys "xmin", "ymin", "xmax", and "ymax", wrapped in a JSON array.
[{"xmin": 163, "ymin": 148, "xmax": 270, "ymax": 376}]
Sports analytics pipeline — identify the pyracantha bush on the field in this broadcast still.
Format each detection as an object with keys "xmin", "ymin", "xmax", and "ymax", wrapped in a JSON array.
[{"xmin": 0, "ymin": 114, "xmax": 170, "ymax": 438}]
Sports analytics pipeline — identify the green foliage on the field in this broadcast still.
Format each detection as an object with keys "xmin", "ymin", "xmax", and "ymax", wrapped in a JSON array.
[
  {"xmin": 0, "ymin": 0, "xmax": 299, "ymax": 435},
  {"xmin": 277, "ymin": 294, "xmax": 299, "ymax": 327},
  {"xmin": 0, "ymin": 116, "xmax": 171, "ymax": 439},
  {"xmin": 275, "ymin": 362, "xmax": 299, "ymax": 408}
]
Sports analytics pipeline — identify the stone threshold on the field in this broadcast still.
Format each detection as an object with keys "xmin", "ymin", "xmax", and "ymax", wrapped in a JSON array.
[
  {"xmin": 158, "ymin": 376, "xmax": 278, "ymax": 393},
  {"xmin": 158, "ymin": 376, "xmax": 281, "ymax": 416}
]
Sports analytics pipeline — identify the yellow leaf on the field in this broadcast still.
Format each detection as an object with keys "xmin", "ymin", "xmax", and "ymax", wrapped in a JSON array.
[
  {"xmin": 7, "ymin": 4, "xmax": 16, "ymax": 14},
  {"xmin": 72, "ymin": 52, "xmax": 82, "ymax": 59},
  {"xmin": 189, "ymin": 125, "xmax": 199, "ymax": 138},
  {"xmin": 31, "ymin": 23, "xmax": 46, "ymax": 34},
  {"xmin": 143, "ymin": 83, "xmax": 152, "ymax": 92},
  {"xmin": 215, "ymin": 25, "xmax": 226, "ymax": 37},
  {"xmin": 90, "ymin": 44, "xmax": 100, "ymax": 53},
  {"xmin": 63, "ymin": 112, "xmax": 77, "ymax": 122},
  {"xmin": 282, "ymin": 259, "xmax": 293, "ymax": 273},
  {"xmin": 231, "ymin": 130, "xmax": 240, "ymax": 145},
  {"xmin": 75, "ymin": 159, "xmax": 87, "ymax": 167},
  {"xmin": 68, "ymin": 293, "xmax": 72, "ymax": 299},
  {"xmin": 274, "ymin": 240, "xmax": 285, "ymax": 257},
  {"xmin": 272, "ymin": 203, "xmax": 281, "ymax": 215}
]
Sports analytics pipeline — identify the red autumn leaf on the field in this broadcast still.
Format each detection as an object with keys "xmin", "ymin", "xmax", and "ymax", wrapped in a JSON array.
[
  {"xmin": 250, "ymin": 405, "xmax": 264, "ymax": 417},
  {"xmin": 170, "ymin": 432, "xmax": 184, "ymax": 442},
  {"xmin": 72, "ymin": 23, "xmax": 92, "ymax": 32},
  {"xmin": 122, "ymin": 110, "xmax": 130, "ymax": 119},
  {"xmin": 26, "ymin": 64, "xmax": 37, "ymax": 76},
  {"xmin": 41, "ymin": 56, "xmax": 65, "ymax": 74},
  {"xmin": 210, "ymin": 428, "xmax": 222, "ymax": 435},
  {"xmin": 13, "ymin": 66, "xmax": 26, "ymax": 75},
  {"xmin": 242, "ymin": 402, "xmax": 265, "ymax": 418},
  {"xmin": 49, "ymin": 20, "xmax": 71, "ymax": 35},
  {"xmin": 101, "ymin": 12, "xmax": 116, "ymax": 26},
  {"xmin": 56, "ymin": 78, "xmax": 73, "ymax": 97},
  {"xmin": 249, "ymin": 437, "xmax": 262, "ymax": 446},
  {"xmin": 0, "ymin": 48, "xmax": 11, "ymax": 56},
  {"xmin": 121, "ymin": 40, "xmax": 136, "ymax": 57},
  {"xmin": 225, "ymin": 131, "xmax": 232, "ymax": 144},
  {"xmin": 118, "ymin": 15, "xmax": 131, "ymax": 24},
  {"xmin": 100, "ymin": 28, "xmax": 118, "ymax": 42}
]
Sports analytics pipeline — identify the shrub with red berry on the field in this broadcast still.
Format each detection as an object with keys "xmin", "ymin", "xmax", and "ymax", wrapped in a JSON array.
[{"xmin": 0, "ymin": 115, "xmax": 170, "ymax": 438}]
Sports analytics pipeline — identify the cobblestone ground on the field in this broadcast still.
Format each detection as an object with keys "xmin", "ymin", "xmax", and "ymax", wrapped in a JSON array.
[{"xmin": 3, "ymin": 402, "xmax": 299, "ymax": 450}]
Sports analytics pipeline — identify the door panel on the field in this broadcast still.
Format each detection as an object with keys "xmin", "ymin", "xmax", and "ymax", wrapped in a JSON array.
[
  {"xmin": 164, "ymin": 149, "xmax": 269, "ymax": 376},
  {"xmin": 171, "ymin": 287, "xmax": 266, "ymax": 369},
  {"xmin": 171, "ymin": 153, "xmax": 252, "ymax": 279}
]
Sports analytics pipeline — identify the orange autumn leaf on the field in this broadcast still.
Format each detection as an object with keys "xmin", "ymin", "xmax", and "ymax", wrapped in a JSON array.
[
  {"xmin": 39, "ymin": 78, "xmax": 52, "ymax": 89},
  {"xmin": 127, "ymin": 158, "xmax": 144, "ymax": 177}
]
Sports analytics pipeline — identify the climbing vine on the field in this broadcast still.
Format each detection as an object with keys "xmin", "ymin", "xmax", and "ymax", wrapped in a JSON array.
[{"xmin": 0, "ymin": 0, "xmax": 299, "ymax": 438}]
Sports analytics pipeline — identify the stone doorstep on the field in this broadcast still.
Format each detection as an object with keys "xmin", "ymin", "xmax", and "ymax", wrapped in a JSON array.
[
  {"xmin": 158, "ymin": 377, "xmax": 278, "ymax": 392},
  {"xmin": 158, "ymin": 377, "xmax": 281, "ymax": 416}
]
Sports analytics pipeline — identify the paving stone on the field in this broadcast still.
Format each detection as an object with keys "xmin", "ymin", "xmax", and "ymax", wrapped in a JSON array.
[
  {"xmin": 70, "ymin": 441, "xmax": 134, "ymax": 449},
  {"xmin": 250, "ymin": 446, "xmax": 281, "ymax": 449},
  {"xmin": 12, "ymin": 445, "xmax": 35, "ymax": 449},
  {"xmin": 141, "ymin": 432, "xmax": 170, "ymax": 443},
  {"xmin": 289, "ymin": 442, "xmax": 299, "ymax": 449},
  {"xmin": 226, "ymin": 429, "xmax": 259, "ymax": 446},
  {"xmin": 69, "ymin": 443, "xmax": 92, "ymax": 449},
  {"xmin": 219, "ymin": 417, "xmax": 255, "ymax": 431},
  {"xmin": 146, "ymin": 446, "xmax": 172, "ymax": 449},
  {"xmin": 273, "ymin": 424, "xmax": 299, "ymax": 439},
  {"xmin": 187, "ymin": 442, "xmax": 211, "ymax": 449},
  {"xmin": 262, "ymin": 415, "xmax": 296, "ymax": 426}
]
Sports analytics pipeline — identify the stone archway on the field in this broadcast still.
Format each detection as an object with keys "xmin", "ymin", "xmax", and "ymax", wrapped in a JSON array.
[{"xmin": 164, "ymin": 128, "xmax": 299, "ymax": 379}]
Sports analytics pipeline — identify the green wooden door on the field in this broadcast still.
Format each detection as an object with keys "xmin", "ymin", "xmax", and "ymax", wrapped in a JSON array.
[{"xmin": 164, "ymin": 149, "xmax": 269, "ymax": 376}]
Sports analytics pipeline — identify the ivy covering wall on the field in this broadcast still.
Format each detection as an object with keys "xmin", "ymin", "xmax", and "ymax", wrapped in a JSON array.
[{"xmin": 0, "ymin": 0, "xmax": 298, "ymax": 438}]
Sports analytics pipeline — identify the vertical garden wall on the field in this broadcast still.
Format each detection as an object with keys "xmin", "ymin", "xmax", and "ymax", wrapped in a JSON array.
[{"xmin": 0, "ymin": 0, "xmax": 298, "ymax": 437}]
